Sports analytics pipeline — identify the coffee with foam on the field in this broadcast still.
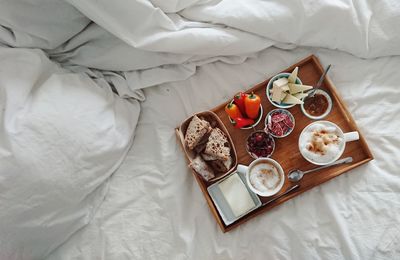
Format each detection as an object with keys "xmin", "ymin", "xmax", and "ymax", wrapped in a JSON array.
[
  {"xmin": 300, "ymin": 123, "xmax": 344, "ymax": 164},
  {"xmin": 249, "ymin": 162, "xmax": 282, "ymax": 193}
]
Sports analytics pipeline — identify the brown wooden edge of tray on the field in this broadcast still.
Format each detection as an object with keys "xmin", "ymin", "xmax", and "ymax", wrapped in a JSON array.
[
  {"xmin": 309, "ymin": 55, "xmax": 374, "ymax": 161},
  {"xmin": 215, "ymin": 54, "xmax": 374, "ymax": 232},
  {"xmin": 176, "ymin": 54, "xmax": 374, "ymax": 233},
  {"xmin": 175, "ymin": 128, "xmax": 227, "ymax": 230}
]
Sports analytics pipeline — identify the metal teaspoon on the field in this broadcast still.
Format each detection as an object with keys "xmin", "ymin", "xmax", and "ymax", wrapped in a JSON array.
[
  {"xmin": 308, "ymin": 64, "xmax": 331, "ymax": 97},
  {"xmin": 288, "ymin": 157, "xmax": 353, "ymax": 182}
]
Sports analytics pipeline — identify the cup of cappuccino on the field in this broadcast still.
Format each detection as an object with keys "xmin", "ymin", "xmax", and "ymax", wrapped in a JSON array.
[
  {"xmin": 237, "ymin": 158, "xmax": 285, "ymax": 197},
  {"xmin": 298, "ymin": 121, "xmax": 359, "ymax": 165}
]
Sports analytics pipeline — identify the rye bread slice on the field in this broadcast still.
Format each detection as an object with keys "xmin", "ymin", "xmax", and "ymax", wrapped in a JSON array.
[
  {"xmin": 185, "ymin": 115, "xmax": 211, "ymax": 150},
  {"xmin": 193, "ymin": 132, "xmax": 211, "ymax": 154},
  {"xmin": 189, "ymin": 155, "xmax": 215, "ymax": 181},
  {"xmin": 204, "ymin": 128, "xmax": 230, "ymax": 161},
  {"xmin": 201, "ymin": 152, "xmax": 219, "ymax": 161},
  {"xmin": 209, "ymin": 156, "xmax": 232, "ymax": 173},
  {"xmin": 222, "ymin": 156, "xmax": 232, "ymax": 170}
]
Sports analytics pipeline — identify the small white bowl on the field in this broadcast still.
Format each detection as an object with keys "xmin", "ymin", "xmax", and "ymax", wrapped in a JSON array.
[
  {"xmin": 228, "ymin": 101, "xmax": 263, "ymax": 130},
  {"xmin": 300, "ymin": 89, "xmax": 333, "ymax": 120},
  {"xmin": 245, "ymin": 131, "xmax": 275, "ymax": 159},
  {"xmin": 266, "ymin": 72, "xmax": 303, "ymax": 109},
  {"xmin": 265, "ymin": 109, "xmax": 295, "ymax": 138}
]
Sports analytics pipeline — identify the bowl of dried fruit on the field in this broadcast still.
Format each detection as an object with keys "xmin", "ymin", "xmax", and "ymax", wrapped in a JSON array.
[{"xmin": 246, "ymin": 131, "xmax": 275, "ymax": 159}]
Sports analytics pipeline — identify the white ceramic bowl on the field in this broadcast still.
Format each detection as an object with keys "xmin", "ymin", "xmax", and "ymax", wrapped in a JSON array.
[
  {"xmin": 228, "ymin": 100, "xmax": 263, "ymax": 129},
  {"xmin": 245, "ymin": 130, "xmax": 275, "ymax": 159},
  {"xmin": 266, "ymin": 72, "xmax": 303, "ymax": 109},
  {"xmin": 300, "ymin": 89, "xmax": 333, "ymax": 120},
  {"xmin": 264, "ymin": 108, "xmax": 295, "ymax": 138}
]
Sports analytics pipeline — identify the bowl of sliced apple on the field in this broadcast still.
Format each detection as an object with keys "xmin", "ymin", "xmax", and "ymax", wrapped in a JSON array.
[{"xmin": 266, "ymin": 67, "xmax": 313, "ymax": 109}]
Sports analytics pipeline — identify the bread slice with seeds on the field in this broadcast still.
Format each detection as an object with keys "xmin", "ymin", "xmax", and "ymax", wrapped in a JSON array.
[
  {"xmin": 204, "ymin": 128, "xmax": 230, "ymax": 161},
  {"xmin": 184, "ymin": 115, "xmax": 211, "ymax": 150},
  {"xmin": 209, "ymin": 156, "xmax": 232, "ymax": 173},
  {"xmin": 201, "ymin": 152, "xmax": 219, "ymax": 161},
  {"xmin": 190, "ymin": 155, "xmax": 215, "ymax": 181}
]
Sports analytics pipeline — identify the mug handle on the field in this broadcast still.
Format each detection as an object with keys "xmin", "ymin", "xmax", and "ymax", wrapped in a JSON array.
[
  {"xmin": 343, "ymin": 131, "xmax": 359, "ymax": 142},
  {"xmin": 237, "ymin": 164, "xmax": 249, "ymax": 174}
]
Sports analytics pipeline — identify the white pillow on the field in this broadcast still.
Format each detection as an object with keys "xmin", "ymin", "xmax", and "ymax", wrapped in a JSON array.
[{"xmin": 0, "ymin": 47, "xmax": 140, "ymax": 259}]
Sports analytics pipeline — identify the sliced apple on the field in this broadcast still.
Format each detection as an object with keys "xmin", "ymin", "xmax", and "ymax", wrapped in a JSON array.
[
  {"xmin": 269, "ymin": 67, "xmax": 313, "ymax": 105},
  {"xmin": 282, "ymin": 94, "xmax": 303, "ymax": 104},
  {"xmin": 273, "ymin": 77, "xmax": 289, "ymax": 88},
  {"xmin": 271, "ymin": 85, "xmax": 283, "ymax": 103},
  {"xmin": 294, "ymin": 93, "xmax": 308, "ymax": 100},
  {"xmin": 289, "ymin": 83, "xmax": 313, "ymax": 94},
  {"xmin": 281, "ymin": 84, "xmax": 290, "ymax": 92},
  {"xmin": 288, "ymin": 67, "xmax": 298, "ymax": 84}
]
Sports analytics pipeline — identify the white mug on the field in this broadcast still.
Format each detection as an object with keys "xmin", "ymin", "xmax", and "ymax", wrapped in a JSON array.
[
  {"xmin": 299, "ymin": 121, "xmax": 359, "ymax": 165},
  {"xmin": 237, "ymin": 158, "xmax": 285, "ymax": 197}
]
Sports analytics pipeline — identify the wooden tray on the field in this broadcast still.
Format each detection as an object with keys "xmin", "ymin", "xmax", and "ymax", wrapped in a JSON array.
[{"xmin": 178, "ymin": 55, "xmax": 373, "ymax": 233}]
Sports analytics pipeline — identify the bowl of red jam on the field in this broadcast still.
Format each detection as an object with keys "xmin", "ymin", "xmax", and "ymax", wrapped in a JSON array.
[{"xmin": 301, "ymin": 89, "xmax": 332, "ymax": 120}]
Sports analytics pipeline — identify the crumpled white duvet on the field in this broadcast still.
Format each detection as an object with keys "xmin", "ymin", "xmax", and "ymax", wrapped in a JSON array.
[
  {"xmin": 57, "ymin": 0, "xmax": 400, "ymax": 89},
  {"xmin": 0, "ymin": 0, "xmax": 400, "ymax": 259},
  {"xmin": 47, "ymin": 47, "xmax": 400, "ymax": 260},
  {"xmin": 0, "ymin": 48, "xmax": 140, "ymax": 259}
]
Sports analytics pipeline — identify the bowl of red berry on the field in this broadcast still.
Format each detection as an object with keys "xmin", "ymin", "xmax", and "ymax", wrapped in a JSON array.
[
  {"xmin": 246, "ymin": 131, "xmax": 275, "ymax": 159},
  {"xmin": 265, "ymin": 109, "xmax": 295, "ymax": 138}
]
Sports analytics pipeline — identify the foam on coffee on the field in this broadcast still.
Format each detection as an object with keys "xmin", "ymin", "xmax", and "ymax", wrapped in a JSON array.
[
  {"xmin": 249, "ymin": 162, "xmax": 281, "ymax": 193},
  {"xmin": 300, "ymin": 123, "xmax": 344, "ymax": 164}
]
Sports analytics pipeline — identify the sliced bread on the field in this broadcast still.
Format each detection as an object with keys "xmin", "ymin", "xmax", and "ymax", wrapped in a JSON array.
[
  {"xmin": 204, "ymin": 128, "xmax": 230, "ymax": 161},
  {"xmin": 209, "ymin": 156, "xmax": 232, "ymax": 173},
  {"xmin": 190, "ymin": 155, "xmax": 215, "ymax": 181},
  {"xmin": 184, "ymin": 115, "xmax": 211, "ymax": 150}
]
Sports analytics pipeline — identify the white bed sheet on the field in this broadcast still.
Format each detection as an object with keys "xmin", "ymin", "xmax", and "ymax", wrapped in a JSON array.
[
  {"xmin": 48, "ymin": 47, "xmax": 400, "ymax": 259},
  {"xmin": 1, "ymin": 0, "xmax": 400, "ymax": 259}
]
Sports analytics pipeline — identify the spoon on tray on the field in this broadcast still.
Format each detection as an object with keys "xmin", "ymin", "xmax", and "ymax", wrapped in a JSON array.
[
  {"xmin": 288, "ymin": 157, "xmax": 353, "ymax": 182},
  {"xmin": 307, "ymin": 64, "xmax": 331, "ymax": 97}
]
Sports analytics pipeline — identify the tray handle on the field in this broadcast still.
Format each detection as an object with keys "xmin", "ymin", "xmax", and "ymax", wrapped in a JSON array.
[
  {"xmin": 176, "ymin": 127, "xmax": 192, "ymax": 165},
  {"xmin": 175, "ymin": 128, "xmax": 186, "ymax": 146}
]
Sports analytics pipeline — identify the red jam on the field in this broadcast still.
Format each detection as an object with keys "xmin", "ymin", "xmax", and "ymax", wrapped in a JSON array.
[{"xmin": 304, "ymin": 94, "xmax": 329, "ymax": 116}]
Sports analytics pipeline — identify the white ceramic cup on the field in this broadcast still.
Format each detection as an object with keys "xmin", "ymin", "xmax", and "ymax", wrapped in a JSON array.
[
  {"xmin": 237, "ymin": 158, "xmax": 285, "ymax": 197},
  {"xmin": 298, "ymin": 121, "xmax": 359, "ymax": 165}
]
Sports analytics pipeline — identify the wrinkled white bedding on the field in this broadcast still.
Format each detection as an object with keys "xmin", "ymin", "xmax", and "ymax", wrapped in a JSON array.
[
  {"xmin": 0, "ymin": 48, "xmax": 141, "ymax": 259},
  {"xmin": 47, "ymin": 48, "xmax": 400, "ymax": 260},
  {"xmin": 0, "ymin": 0, "xmax": 399, "ymax": 259}
]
